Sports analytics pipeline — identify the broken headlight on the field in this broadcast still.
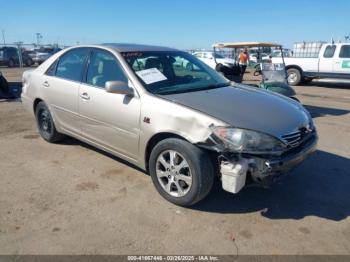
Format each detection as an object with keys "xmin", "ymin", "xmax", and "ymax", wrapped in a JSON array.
[{"xmin": 212, "ymin": 127, "xmax": 286, "ymax": 155}]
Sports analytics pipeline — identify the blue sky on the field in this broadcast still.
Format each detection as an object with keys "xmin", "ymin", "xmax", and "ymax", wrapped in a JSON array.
[{"xmin": 1, "ymin": 0, "xmax": 349, "ymax": 49}]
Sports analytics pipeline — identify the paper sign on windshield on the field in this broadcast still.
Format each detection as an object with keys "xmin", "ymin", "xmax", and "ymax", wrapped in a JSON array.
[{"xmin": 136, "ymin": 68, "xmax": 167, "ymax": 84}]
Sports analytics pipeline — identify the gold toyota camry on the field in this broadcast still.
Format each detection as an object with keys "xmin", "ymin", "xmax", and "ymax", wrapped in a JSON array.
[{"xmin": 21, "ymin": 44, "xmax": 317, "ymax": 206}]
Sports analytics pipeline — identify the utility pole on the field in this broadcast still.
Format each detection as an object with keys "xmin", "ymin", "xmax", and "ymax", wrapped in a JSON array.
[
  {"xmin": 36, "ymin": 33, "xmax": 42, "ymax": 46},
  {"xmin": 1, "ymin": 30, "xmax": 5, "ymax": 45}
]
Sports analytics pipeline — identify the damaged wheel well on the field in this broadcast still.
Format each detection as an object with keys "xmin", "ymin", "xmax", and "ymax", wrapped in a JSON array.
[{"xmin": 145, "ymin": 132, "xmax": 188, "ymax": 172}]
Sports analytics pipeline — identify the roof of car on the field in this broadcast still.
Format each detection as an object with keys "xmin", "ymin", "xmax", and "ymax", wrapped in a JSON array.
[
  {"xmin": 101, "ymin": 43, "xmax": 179, "ymax": 52},
  {"xmin": 212, "ymin": 42, "xmax": 282, "ymax": 48}
]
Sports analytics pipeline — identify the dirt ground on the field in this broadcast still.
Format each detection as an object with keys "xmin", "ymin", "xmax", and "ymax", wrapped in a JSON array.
[{"xmin": 0, "ymin": 67, "xmax": 350, "ymax": 255}]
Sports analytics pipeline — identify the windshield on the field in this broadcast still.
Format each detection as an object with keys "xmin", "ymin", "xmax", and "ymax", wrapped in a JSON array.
[
  {"xmin": 122, "ymin": 51, "xmax": 230, "ymax": 95},
  {"xmin": 213, "ymin": 53, "xmax": 224, "ymax": 58}
]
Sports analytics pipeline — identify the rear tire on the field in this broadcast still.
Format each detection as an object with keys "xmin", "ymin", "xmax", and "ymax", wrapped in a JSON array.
[
  {"xmin": 215, "ymin": 63, "xmax": 223, "ymax": 72},
  {"xmin": 25, "ymin": 58, "xmax": 34, "ymax": 67},
  {"xmin": 35, "ymin": 101, "xmax": 64, "ymax": 143},
  {"xmin": 149, "ymin": 138, "xmax": 214, "ymax": 206},
  {"xmin": 8, "ymin": 59, "xmax": 15, "ymax": 68},
  {"xmin": 287, "ymin": 68, "xmax": 302, "ymax": 86}
]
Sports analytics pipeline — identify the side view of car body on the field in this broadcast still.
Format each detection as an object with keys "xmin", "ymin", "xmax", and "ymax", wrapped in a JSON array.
[
  {"xmin": 0, "ymin": 47, "xmax": 34, "ymax": 67},
  {"xmin": 22, "ymin": 44, "xmax": 317, "ymax": 206},
  {"xmin": 272, "ymin": 43, "xmax": 350, "ymax": 85},
  {"xmin": 193, "ymin": 51, "xmax": 236, "ymax": 70},
  {"xmin": 28, "ymin": 47, "xmax": 62, "ymax": 65}
]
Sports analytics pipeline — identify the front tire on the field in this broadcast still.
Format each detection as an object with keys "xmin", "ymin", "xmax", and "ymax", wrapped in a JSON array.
[
  {"xmin": 149, "ymin": 138, "xmax": 214, "ymax": 206},
  {"xmin": 287, "ymin": 68, "xmax": 302, "ymax": 86},
  {"xmin": 35, "ymin": 102, "xmax": 64, "ymax": 143}
]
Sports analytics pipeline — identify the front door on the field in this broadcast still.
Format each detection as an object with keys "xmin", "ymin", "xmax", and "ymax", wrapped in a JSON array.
[
  {"xmin": 318, "ymin": 45, "xmax": 336, "ymax": 74},
  {"xmin": 333, "ymin": 45, "xmax": 350, "ymax": 75},
  {"xmin": 78, "ymin": 48, "xmax": 141, "ymax": 160}
]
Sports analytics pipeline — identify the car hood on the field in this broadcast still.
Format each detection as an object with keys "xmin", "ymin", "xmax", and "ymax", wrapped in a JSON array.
[{"xmin": 159, "ymin": 85, "xmax": 311, "ymax": 138}]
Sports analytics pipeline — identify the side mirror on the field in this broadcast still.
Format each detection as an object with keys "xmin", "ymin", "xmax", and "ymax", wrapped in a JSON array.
[{"xmin": 105, "ymin": 81, "xmax": 134, "ymax": 96}]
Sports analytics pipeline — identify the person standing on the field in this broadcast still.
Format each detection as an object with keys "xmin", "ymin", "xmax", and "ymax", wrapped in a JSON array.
[{"xmin": 238, "ymin": 48, "xmax": 249, "ymax": 76}]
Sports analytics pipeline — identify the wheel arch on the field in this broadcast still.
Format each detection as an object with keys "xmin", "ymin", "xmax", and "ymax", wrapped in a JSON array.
[
  {"xmin": 144, "ymin": 132, "xmax": 190, "ymax": 172},
  {"xmin": 33, "ymin": 98, "xmax": 43, "ymax": 113},
  {"xmin": 286, "ymin": 65, "xmax": 303, "ymax": 75}
]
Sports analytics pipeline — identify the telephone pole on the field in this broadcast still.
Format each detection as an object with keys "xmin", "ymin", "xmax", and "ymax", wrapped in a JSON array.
[
  {"xmin": 1, "ymin": 30, "xmax": 5, "ymax": 45},
  {"xmin": 36, "ymin": 33, "xmax": 42, "ymax": 46}
]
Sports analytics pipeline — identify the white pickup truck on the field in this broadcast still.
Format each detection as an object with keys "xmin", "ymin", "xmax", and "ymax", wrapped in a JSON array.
[{"xmin": 272, "ymin": 43, "xmax": 350, "ymax": 85}]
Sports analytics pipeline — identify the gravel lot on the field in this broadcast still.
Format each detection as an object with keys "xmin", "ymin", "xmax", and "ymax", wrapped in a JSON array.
[{"xmin": 0, "ymin": 67, "xmax": 349, "ymax": 255}]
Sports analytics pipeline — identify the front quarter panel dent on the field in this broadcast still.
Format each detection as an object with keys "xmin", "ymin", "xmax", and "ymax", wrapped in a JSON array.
[{"xmin": 139, "ymin": 94, "xmax": 227, "ymax": 169}]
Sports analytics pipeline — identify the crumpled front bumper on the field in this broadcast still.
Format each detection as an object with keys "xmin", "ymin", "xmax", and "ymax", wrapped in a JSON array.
[
  {"xmin": 199, "ymin": 130, "xmax": 318, "ymax": 192},
  {"xmin": 264, "ymin": 134, "xmax": 317, "ymax": 174},
  {"xmin": 246, "ymin": 133, "xmax": 318, "ymax": 185}
]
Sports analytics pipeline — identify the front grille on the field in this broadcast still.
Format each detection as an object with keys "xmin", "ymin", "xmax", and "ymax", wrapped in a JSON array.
[
  {"xmin": 281, "ymin": 126, "xmax": 316, "ymax": 149},
  {"xmin": 282, "ymin": 131, "xmax": 302, "ymax": 148}
]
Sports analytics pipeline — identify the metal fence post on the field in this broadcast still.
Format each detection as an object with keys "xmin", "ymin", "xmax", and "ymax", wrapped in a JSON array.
[{"xmin": 14, "ymin": 42, "xmax": 23, "ymax": 68}]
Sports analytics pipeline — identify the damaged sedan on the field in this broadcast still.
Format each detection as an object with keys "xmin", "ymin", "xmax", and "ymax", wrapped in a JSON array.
[{"xmin": 21, "ymin": 43, "xmax": 317, "ymax": 206}]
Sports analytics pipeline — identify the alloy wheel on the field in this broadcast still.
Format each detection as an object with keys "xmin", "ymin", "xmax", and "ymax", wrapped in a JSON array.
[
  {"xmin": 156, "ymin": 150, "xmax": 192, "ymax": 197},
  {"xmin": 38, "ymin": 108, "xmax": 52, "ymax": 135}
]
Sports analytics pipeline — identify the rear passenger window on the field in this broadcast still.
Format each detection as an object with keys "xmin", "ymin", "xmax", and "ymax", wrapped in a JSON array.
[
  {"xmin": 86, "ymin": 49, "xmax": 127, "ymax": 88},
  {"xmin": 46, "ymin": 60, "xmax": 58, "ymax": 76},
  {"xmin": 55, "ymin": 48, "xmax": 89, "ymax": 81},
  {"xmin": 339, "ymin": 45, "xmax": 350, "ymax": 58},
  {"xmin": 323, "ymin": 45, "xmax": 336, "ymax": 58}
]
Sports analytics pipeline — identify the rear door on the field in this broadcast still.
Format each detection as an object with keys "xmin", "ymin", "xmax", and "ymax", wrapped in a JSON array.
[
  {"xmin": 333, "ymin": 44, "xmax": 350, "ymax": 75},
  {"xmin": 42, "ymin": 47, "xmax": 89, "ymax": 135},
  {"xmin": 318, "ymin": 45, "xmax": 336, "ymax": 73},
  {"xmin": 78, "ymin": 48, "xmax": 141, "ymax": 159}
]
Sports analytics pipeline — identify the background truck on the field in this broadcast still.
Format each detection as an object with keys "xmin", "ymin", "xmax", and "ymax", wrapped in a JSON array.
[{"xmin": 272, "ymin": 42, "xmax": 350, "ymax": 85}]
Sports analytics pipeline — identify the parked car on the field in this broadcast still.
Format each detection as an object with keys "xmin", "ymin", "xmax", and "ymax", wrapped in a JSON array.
[
  {"xmin": 0, "ymin": 47, "xmax": 34, "ymax": 67},
  {"xmin": 272, "ymin": 43, "xmax": 350, "ymax": 85},
  {"xmin": 193, "ymin": 51, "xmax": 236, "ymax": 70},
  {"xmin": 31, "ymin": 47, "xmax": 62, "ymax": 64},
  {"xmin": 0, "ymin": 47, "xmax": 18, "ymax": 67},
  {"xmin": 22, "ymin": 44, "xmax": 317, "ymax": 206},
  {"xmin": 21, "ymin": 50, "xmax": 35, "ymax": 66}
]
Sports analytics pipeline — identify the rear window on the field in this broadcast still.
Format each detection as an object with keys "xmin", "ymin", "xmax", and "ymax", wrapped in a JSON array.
[
  {"xmin": 339, "ymin": 45, "xmax": 350, "ymax": 58},
  {"xmin": 323, "ymin": 45, "xmax": 336, "ymax": 58}
]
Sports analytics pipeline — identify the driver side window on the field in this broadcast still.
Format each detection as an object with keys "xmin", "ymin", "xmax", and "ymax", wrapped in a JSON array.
[{"xmin": 86, "ymin": 49, "xmax": 128, "ymax": 88}]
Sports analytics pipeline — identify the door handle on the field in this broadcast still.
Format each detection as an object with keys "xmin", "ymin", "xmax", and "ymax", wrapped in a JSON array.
[
  {"xmin": 80, "ymin": 92, "xmax": 90, "ymax": 100},
  {"xmin": 42, "ymin": 81, "xmax": 49, "ymax": 87}
]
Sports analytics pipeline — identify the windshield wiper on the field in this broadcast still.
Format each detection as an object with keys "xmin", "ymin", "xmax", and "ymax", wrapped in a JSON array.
[
  {"xmin": 155, "ymin": 82, "xmax": 230, "ymax": 95},
  {"xmin": 202, "ymin": 82, "xmax": 230, "ymax": 90}
]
